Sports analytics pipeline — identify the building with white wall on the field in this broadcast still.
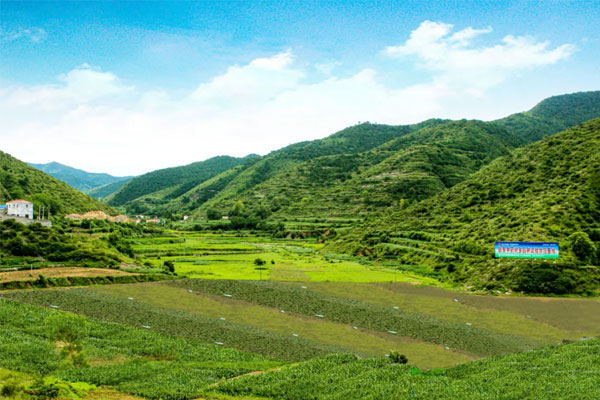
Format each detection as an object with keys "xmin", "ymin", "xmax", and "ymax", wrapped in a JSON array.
[{"xmin": 6, "ymin": 199, "xmax": 34, "ymax": 219}]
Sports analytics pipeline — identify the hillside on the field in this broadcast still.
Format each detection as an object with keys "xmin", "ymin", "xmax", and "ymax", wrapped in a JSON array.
[
  {"xmin": 86, "ymin": 178, "xmax": 132, "ymax": 199},
  {"xmin": 192, "ymin": 120, "xmax": 522, "ymax": 221},
  {"xmin": 108, "ymin": 155, "xmax": 258, "ymax": 208},
  {"xmin": 494, "ymin": 90, "xmax": 600, "ymax": 143},
  {"xmin": 0, "ymin": 150, "xmax": 115, "ymax": 215},
  {"xmin": 115, "ymin": 91, "xmax": 600, "ymax": 225},
  {"xmin": 165, "ymin": 121, "xmax": 450, "ymax": 217},
  {"xmin": 331, "ymin": 119, "xmax": 600, "ymax": 294},
  {"xmin": 28, "ymin": 161, "xmax": 131, "ymax": 192}
]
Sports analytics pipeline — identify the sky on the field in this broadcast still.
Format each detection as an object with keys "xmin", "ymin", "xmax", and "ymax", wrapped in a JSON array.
[{"xmin": 1, "ymin": 0, "xmax": 599, "ymax": 176}]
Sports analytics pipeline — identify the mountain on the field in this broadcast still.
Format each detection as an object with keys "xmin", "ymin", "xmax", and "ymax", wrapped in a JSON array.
[
  {"xmin": 87, "ymin": 178, "xmax": 132, "ymax": 199},
  {"xmin": 104, "ymin": 90, "xmax": 600, "ymax": 226},
  {"xmin": 1, "ymin": 151, "xmax": 116, "ymax": 215},
  {"xmin": 108, "ymin": 155, "xmax": 259, "ymax": 209},
  {"xmin": 331, "ymin": 119, "xmax": 600, "ymax": 294},
  {"xmin": 28, "ymin": 161, "xmax": 131, "ymax": 192},
  {"xmin": 494, "ymin": 90, "xmax": 600, "ymax": 143},
  {"xmin": 190, "ymin": 120, "xmax": 521, "ymax": 221}
]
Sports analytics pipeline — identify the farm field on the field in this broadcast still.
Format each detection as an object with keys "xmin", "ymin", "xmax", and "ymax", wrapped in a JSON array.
[
  {"xmin": 5, "ymin": 279, "xmax": 599, "ymax": 370},
  {"xmin": 0, "ymin": 267, "xmax": 138, "ymax": 283},
  {"xmin": 0, "ymin": 299, "xmax": 278, "ymax": 399},
  {"xmin": 129, "ymin": 232, "xmax": 441, "ymax": 284}
]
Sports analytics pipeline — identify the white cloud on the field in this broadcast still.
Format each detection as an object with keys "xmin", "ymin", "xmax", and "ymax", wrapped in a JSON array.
[
  {"xmin": 386, "ymin": 20, "xmax": 575, "ymax": 88},
  {"xmin": 0, "ymin": 23, "xmax": 577, "ymax": 175},
  {"xmin": 2, "ymin": 27, "xmax": 47, "ymax": 43}
]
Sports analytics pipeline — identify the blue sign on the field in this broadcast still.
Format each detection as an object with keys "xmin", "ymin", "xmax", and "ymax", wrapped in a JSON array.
[{"xmin": 495, "ymin": 241, "xmax": 559, "ymax": 259}]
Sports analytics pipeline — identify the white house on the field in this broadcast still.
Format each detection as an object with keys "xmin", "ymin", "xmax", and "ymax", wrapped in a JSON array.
[{"xmin": 6, "ymin": 199, "xmax": 34, "ymax": 219}]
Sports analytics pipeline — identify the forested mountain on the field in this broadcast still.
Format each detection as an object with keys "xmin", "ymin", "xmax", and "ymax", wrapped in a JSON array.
[
  {"xmin": 106, "ymin": 91, "xmax": 600, "ymax": 225},
  {"xmin": 28, "ymin": 161, "xmax": 131, "ymax": 192},
  {"xmin": 87, "ymin": 178, "xmax": 132, "ymax": 199},
  {"xmin": 113, "ymin": 121, "xmax": 447, "ymax": 216},
  {"xmin": 494, "ymin": 91, "xmax": 600, "ymax": 142},
  {"xmin": 0, "ymin": 151, "xmax": 115, "ymax": 215},
  {"xmin": 190, "ymin": 120, "xmax": 521, "ymax": 220},
  {"xmin": 331, "ymin": 119, "xmax": 600, "ymax": 294},
  {"xmin": 108, "ymin": 155, "xmax": 258, "ymax": 208}
]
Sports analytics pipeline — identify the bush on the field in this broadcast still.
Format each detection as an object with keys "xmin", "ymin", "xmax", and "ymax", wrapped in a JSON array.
[
  {"xmin": 254, "ymin": 258, "xmax": 266, "ymax": 266},
  {"xmin": 163, "ymin": 260, "xmax": 175, "ymax": 274},
  {"xmin": 389, "ymin": 350, "xmax": 408, "ymax": 364},
  {"xmin": 569, "ymin": 232, "xmax": 597, "ymax": 264}
]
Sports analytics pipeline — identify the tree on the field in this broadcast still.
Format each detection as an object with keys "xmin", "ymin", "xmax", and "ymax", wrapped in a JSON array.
[
  {"xmin": 569, "ymin": 232, "xmax": 596, "ymax": 264},
  {"xmin": 230, "ymin": 201, "xmax": 245, "ymax": 217},
  {"xmin": 254, "ymin": 258, "xmax": 266, "ymax": 266},
  {"xmin": 206, "ymin": 208, "xmax": 221, "ymax": 220},
  {"xmin": 45, "ymin": 312, "xmax": 89, "ymax": 367},
  {"xmin": 163, "ymin": 260, "xmax": 175, "ymax": 274}
]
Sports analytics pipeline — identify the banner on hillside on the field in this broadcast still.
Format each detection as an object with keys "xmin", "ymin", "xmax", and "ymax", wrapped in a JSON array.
[{"xmin": 494, "ymin": 241, "xmax": 559, "ymax": 259}]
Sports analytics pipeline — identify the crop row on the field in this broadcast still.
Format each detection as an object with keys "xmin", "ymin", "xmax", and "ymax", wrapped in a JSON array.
[
  {"xmin": 207, "ymin": 339, "xmax": 600, "ymax": 399},
  {"xmin": 0, "ymin": 298, "xmax": 276, "ymax": 399},
  {"xmin": 166, "ymin": 279, "xmax": 541, "ymax": 356},
  {"xmin": 4, "ymin": 289, "xmax": 351, "ymax": 361}
]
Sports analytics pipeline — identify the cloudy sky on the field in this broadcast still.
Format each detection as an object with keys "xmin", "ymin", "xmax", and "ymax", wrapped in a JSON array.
[{"xmin": 1, "ymin": 0, "xmax": 599, "ymax": 176}]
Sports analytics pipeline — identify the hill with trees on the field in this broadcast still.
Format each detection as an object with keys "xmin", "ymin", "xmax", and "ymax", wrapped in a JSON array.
[
  {"xmin": 28, "ymin": 161, "xmax": 131, "ymax": 193},
  {"xmin": 0, "ymin": 151, "xmax": 115, "ymax": 215},
  {"xmin": 330, "ymin": 118, "xmax": 600, "ymax": 294},
  {"xmin": 494, "ymin": 90, "xmax": 600, "ymax": 143},
  {"xmin": 108, "ymin": 155, "xmax": 259, "ymax": 210}
]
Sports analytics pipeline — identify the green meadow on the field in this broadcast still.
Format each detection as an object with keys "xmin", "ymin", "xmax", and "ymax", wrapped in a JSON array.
[{"xmin": 129, "ymin": 232, "xmax": 440, "ymax": 284}]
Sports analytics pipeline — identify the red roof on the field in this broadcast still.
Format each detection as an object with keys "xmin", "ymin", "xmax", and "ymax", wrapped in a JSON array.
[{"xmin": 6, "ymin": 199, "xmax": 32, "ymax": 204}]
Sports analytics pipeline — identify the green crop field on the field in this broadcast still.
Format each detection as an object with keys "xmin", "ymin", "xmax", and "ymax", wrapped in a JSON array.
[
  {"xmin": 0, "ymin": 298, "xmax": 278, "ymax": 399},
  {"xmin": 129, "ymin": 232, "xmax": 442, "ymax": 284}
]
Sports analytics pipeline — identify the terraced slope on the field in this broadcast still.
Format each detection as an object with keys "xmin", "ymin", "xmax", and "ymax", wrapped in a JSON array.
[{"xmin": 332, "ymin": 118, "xmax": 600, "ymax": 294}]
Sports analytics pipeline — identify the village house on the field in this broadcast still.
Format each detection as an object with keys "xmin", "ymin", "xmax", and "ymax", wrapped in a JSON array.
[{"xmin": 6, "ymin": 199, "xmax": 34, "ymax": 219}]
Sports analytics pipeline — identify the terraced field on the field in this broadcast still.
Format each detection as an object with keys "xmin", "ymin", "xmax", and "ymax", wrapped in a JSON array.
[{"xmin": 130, "ymin": 232, "xmax": 440, "ymax": 284}]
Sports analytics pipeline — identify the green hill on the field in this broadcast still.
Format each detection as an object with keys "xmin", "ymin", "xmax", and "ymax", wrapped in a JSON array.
[
  {"xmin": 331, "ymin": 119, "xmax": 600, "ymax": 294},
  {"xmin": 193, "ymin": 120, "xmax": 521, "ymax": 221},
  {"xmin": 28, "ymin": 161, "xmax": 131, "ymax": 192},
  {"xmin": 108, "ymin": 155, "xmax": 258, "ymax": 208},
  {"xmin": 128, "ymin": 121, "xmax": 446, "ymax": 218},
  {"xmin": 102, "ymin": 91, "xmax": 600, "ymax": 227},
  {"xmin": 494, "ymin": 90, "xmax": 600, "ymax": 143},
  {"xmin": 86, "ymin": 178, "xmax": 132, "ymax": 199},
  {"xmin": 0, "ymin": 151, "xmax": 115, "ymax": 215}
]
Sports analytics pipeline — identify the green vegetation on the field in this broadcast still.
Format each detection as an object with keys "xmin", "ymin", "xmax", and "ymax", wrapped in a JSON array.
[
  {"xmin": 0, "ymin": 219, "xmax": 124, "ymax": 266},
  {"xmin": 207, "ymin": 338, "xmax": 600, "ymax": 399},
  {"xmin": 0, "ymin": 299, "xmax": 276, "ymax": 399},
  {"xmin": 0, "ymin": 150, "xmax": 115, "ymax": 215},
  {"xmin": 99, "ymin": 91, "xmax": 600, "ymax": 232},
  {"xmin": 28, "ymin": 161, "xmax": 131, "ymax": 193},
  {"xmin": 332, "ymin": 118, "xmax": 600, "ymax": 294},
  {"xmin": 495, "ymin": 90, "xmax": 600, "ymax": 143},
  {"xmin": 109, "ymin": 155, "xmax": 257, "ymax": 208},
  {"xmin": 86, "ymin": 178, "xmax": 132, "ymax": 199}
]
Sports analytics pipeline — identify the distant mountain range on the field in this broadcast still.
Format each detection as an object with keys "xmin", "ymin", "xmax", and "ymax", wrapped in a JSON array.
[{"xmin": 28, "ymin": 161, "xmax": 132, "ymax": 195}]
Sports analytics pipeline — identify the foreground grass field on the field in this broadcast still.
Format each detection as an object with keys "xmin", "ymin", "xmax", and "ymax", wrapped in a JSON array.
[
  {"xmin": 206, "ymin": 338, "xmax": 600, "ymax": 400},
  {"xmin": 6, "ymin": 279, "xmax": 599, "ymax": 370},
  {"xmin": 130, "ymin": 232, "xmax": 441, "ymax": 284},
  {"xmin": 0, "ymin": 299, "xmax": 278, "ymax": 399}
]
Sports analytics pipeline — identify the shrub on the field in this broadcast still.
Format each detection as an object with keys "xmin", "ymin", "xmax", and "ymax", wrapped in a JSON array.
[{"xmin": 389, "ymin": 350, "xmax": 408, "ymax": 364}]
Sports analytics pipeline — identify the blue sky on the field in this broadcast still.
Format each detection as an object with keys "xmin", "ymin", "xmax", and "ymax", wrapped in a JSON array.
[{"xmin": 1, "ymin": 1, "xmax": 599, "ymax": 175}]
